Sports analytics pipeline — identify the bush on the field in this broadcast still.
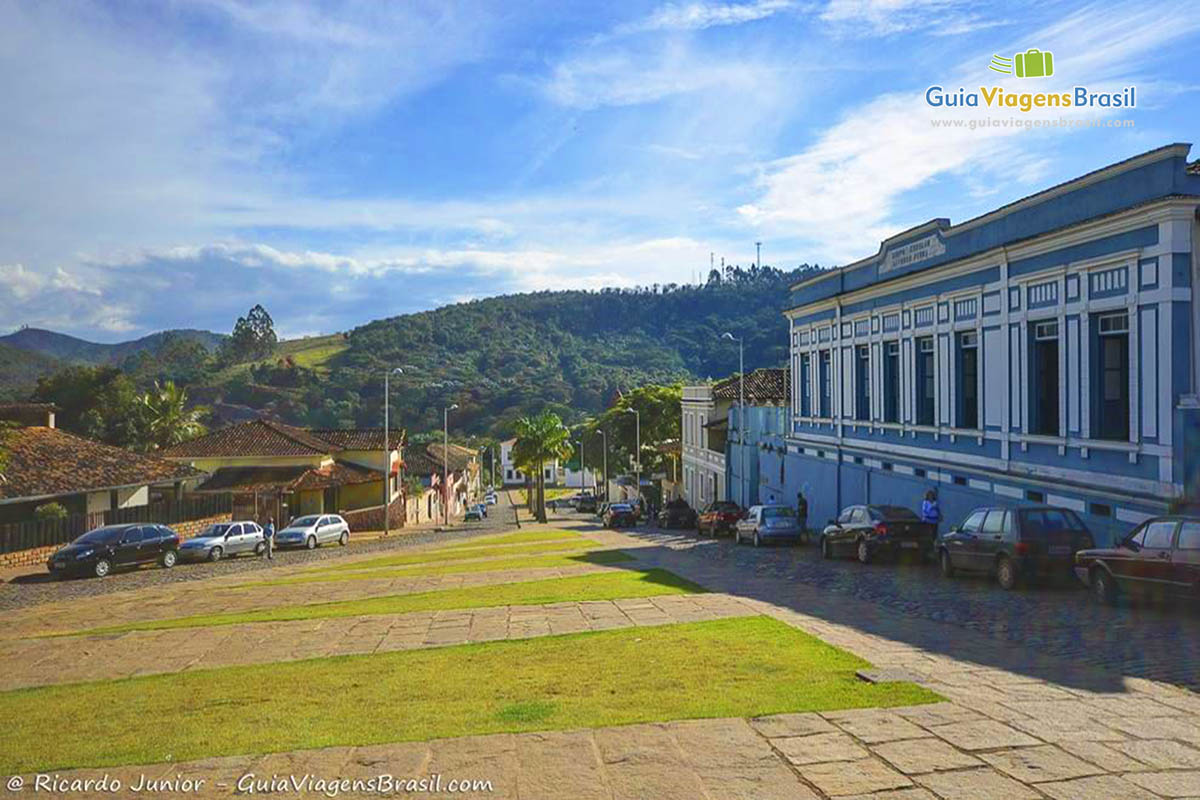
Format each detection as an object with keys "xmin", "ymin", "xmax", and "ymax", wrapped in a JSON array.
[{"xmin": 33, "ymin": 502, "xmax": 69, "ymax": 522}]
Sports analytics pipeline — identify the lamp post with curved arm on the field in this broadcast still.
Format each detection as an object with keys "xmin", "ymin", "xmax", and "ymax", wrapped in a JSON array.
[
  {"xmin": 624, "ymin": 407, "xmax": 640, "ymax": 503},
  {"xmin": 383, "ymin": 367, "xmax": 404, "ymax": 537},
  {"xmin": 722, "ymin": 331, "xmax": 744, "ymax": 507},
  {"xmin": 443, "ymin": 403, "xmax": 459, "ymax": 524}
]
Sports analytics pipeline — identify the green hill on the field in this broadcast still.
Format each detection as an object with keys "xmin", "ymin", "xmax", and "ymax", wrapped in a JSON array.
[
  {"xmin": 0, "ymin": 327, "xmax": 223, "ymax": 365},
  {"xmin": 0, "ymin": 342, "xmax": 62, "ymax": 402}
]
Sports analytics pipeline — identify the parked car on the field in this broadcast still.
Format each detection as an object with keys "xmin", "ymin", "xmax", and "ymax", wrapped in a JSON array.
[
  {"xmin": 576, "ymin": 494, "xmax": 598, "ymax": 513},
  {"xmin": 603, "ymin": 503, "xmax": 638, "ymax": 528},
  {"xmin": 658, "ymin": 499, "xmax": 698, "ymax": 530},
  {"xmin": 47, "ymin": 523, "xmax": 180, "ymax": 579},
  {"xmin": 820, "ymin": 505, "xmax": 936, "ymax": 564},
  {"xmin": 277, "ymin": 514, "xmax": 350, "ymax": 549},
  {"xmin": 735, "ymin": 505, "xmax": 802, "ymax": 546},
  {"xmin": 178, "ymin": 521, "xmax": 266, "ymax": 562},
  {"xmin": 1075, "ymin": 516, "xmax": 1200, "ymax": 605},
  {"xmin": 464, "ymin": 504, "xmax": 485, "ymax": 521},
  {"xmin": 697, "ymin": 501, "xmax": 742, "ymax": 537},
  {"xmin": 938, "ymin": 505, "xmax": 1094, "ymax": 590}
]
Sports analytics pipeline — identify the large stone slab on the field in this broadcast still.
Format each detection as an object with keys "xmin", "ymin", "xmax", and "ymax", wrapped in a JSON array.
[
  {"xmin": 928, "ymin": 720, "xmax": 1040, "ymax": 751},
  {"xmin": 797, "ymin": 758, "xmax": 912, "ymax": 796},
  {"xmin": 917, "ymin": 767, "xmax": 1041, "ymax": 800},
  {"xmin": 872, "ymin": 738, "xmax": 983, "ymax": 775}
]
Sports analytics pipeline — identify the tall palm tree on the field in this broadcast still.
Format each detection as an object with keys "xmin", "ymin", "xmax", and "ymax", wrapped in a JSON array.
[
  {"xmin": 139, "ymin": 380, "xmax": 207, "ymax": 451},
  {"xmin": 512, "ymin": 411, "xmax": 572, "ymax": 523}
]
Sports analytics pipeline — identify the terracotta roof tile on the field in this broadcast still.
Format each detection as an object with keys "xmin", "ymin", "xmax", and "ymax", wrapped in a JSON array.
[
  {"xmin": 711, "ymin": 367, "xmax": 790, "ymax": 404},
  {"xmin": 307, "ymin": 429, "xmax": 405, "ymax": 451},
  {"xmin": 161, "ymin": 419, "xmax": 339, "ymax": 458},
  {"xmin": 0, "ymin": 427, "xmax": 202, "ymax": 501},
  {"xmin": 192, "ymin": 461, "xmax": 382, "ymax": 494}
]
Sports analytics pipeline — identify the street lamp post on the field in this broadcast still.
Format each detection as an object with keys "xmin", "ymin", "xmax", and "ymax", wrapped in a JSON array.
[
  {"xmin": 624, "ymin": 408, "xmax": 640, "ymax": 503},
  {"xmin": 722, "ymin": 332, "xmax": 744, "ymax": 507},
  {"xmin": 573, "ymin": 439, "xmax": 584, "ymax": 491},
  {"xmin": 596, "ymin": 428, "xmax": 608, "ymax": 501},
  {"xmin": 443, "ymin": 403, "xmax": 459, "ymax": 525},
  {"xmin": 383, "ymin": 367, "xmax": 404, "ymax": 537}
]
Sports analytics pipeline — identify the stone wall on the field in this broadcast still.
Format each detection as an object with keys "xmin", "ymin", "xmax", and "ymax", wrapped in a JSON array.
[{"xmin": 0, "ymin": 513, "xmax": 232, "ymax": 571}]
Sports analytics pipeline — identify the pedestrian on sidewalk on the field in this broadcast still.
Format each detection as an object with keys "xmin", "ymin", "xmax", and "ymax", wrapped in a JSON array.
[
  {"xmin": 920, "ymin": 490, "xmax": 942, "ymax": 535},
  {"xmin": 262, "ymin": 517, "xmax": 275, "ymax": 560},
  {"xmin": 796, "ymin": 490, "xmax": 809, "ymax": 543}
]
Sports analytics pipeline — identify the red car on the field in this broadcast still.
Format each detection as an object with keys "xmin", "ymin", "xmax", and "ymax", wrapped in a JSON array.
[
  {"xmin": 1075, "ymin": 516, "xmax": 1200, "ymax": 605},
  {"xmin": 697, "ymin": 501, "xmax": 742, "ymax": 537}
]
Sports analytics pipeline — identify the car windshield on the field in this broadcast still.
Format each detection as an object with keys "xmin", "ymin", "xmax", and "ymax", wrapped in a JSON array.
[
  {"xmin": 1019, "ymin": 508, "xmax": 1086, "ymax": 536},
  {"xmin": 74, "ymin": 526, "xmax": 125, "ymax": 545},
  {"xmin": 762, "ymin": 507, "xmax": 794, "ymax": 519},
  {"xmin": 199, "ymin": 523, "xmax": 233, "ymax": 538},
  {"xmin": 872, "ymin": 505, "xmax": 920, "ymax": 521},
  {"xmin": 290, "ymin": 515, "xmax": 320, "ymax": 527}
]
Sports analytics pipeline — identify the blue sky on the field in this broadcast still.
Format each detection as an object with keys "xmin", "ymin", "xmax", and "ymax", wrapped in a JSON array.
[{"xmin": 1, "ymin": 0, "xmax": 1197, "ymax": 341}]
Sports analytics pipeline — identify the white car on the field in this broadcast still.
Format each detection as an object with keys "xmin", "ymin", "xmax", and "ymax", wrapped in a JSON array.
[
  {"xmin": 277, "ymin": 514, "xmax": 350, "ymax": 549},
  {"xmin": 179, "ymin": 521, "xmax": 265, "ymax": 562}
]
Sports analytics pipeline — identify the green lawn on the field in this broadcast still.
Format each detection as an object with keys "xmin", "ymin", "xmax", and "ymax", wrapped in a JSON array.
[
  {"xmin": 443, "ymin": 530, "xmax": 583, "ymax": 549},
  {"xmin": 64, "ymin": 569, "xmax": 700, "ymax": 636},
  {"xmin": 319, "ymin": 539, "xmax": 591, "ymax": 571},
  {"xmin": 518, "ymin": 487, "xmax": 574, "ymax": 504},
  {"xmin": 241, "ymin": 549, "xmax": 634, "ymax": 587},
  {"xmin": 1, "ymin": 616, "xmax": 941, "ymax": 772}
]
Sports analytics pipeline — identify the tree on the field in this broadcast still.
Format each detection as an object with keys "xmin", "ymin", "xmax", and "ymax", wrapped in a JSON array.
[
  {"xmin": 138, "ymin": 380, "xmax": 208, "ymax": 451},
  {"xmin": 511, "ymin": 411, "xmax": 573, "ymax": 523},
  {"xmin": 33, "ymin": 366, "xmax": 142, "ymax": 447},
  {"xmin": 223, "ymin": 304, "xmax": 278, "ymax": 363},
  {"xmin": 586, "ymin": 383, "xmax": 682, "ymax": 480}
]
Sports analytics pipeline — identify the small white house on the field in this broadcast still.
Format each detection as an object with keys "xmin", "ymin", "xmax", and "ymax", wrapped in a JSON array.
[{"xmin": 499, "ymin": 438, "xmax": 560, "ymax": 486}]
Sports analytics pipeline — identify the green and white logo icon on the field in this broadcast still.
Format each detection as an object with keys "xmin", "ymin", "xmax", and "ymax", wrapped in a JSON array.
[{"xmin": 989, "ymin": 49, "xmax": 1054, "ymax": 78}]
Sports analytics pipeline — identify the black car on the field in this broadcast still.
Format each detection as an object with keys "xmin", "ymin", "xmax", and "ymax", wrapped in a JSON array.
[
  {"xmin": 47, "ymin": 523, "xmax": 181, "ymax": 579},
  {"xmin": 938, "ymin": 505, "xmax": 1094, "ymax": 590},
  {"xmin": 820, "ymin": 505, "xmax": 936, "ymax": 563},
  {"xmin": 658, "ymin": 499, "xmax": 698, "ymax": 529}
]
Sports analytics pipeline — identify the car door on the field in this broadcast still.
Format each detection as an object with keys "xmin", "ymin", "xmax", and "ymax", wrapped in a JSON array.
[
  {"xmin": 1172, "ymin": 521, "xmax": 1200, "ymax": 597},
  {"xmin": 947, "ymin": 510, "xmax": 986, "ymax": 570},
  {"xmin": 319, "ymin": 516, "xmax": 338, "ymax": 543},
  {"xmin": 139, "ymin": 525, "xmax": 163, "ymax": 561},
  {"xmin": 220, "ymin": 523, "xmax": 243, "ymax": 555},
  {"xmin": 978, "ymin": 509, "xmax": 1008, "ymax": 566},
  {"xmin": 113, "ymin": 527, "xmax": 144, "ymax": 566},
  {"xmin": 1106, "ymin": 523, "xmax": 1148, "ymax": 588},
  {"xmin": 828, "ymin": 507, "xmax": 855, "ymax": 555},
  {"xmin": 1136, "ymin": 520, "xmax": 1179, "ymax": 591}
]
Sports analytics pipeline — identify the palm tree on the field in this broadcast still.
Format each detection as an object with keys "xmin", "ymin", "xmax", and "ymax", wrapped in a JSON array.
[
  {"xmin": 512, "ymin": 411, "xmax": 572, "ymax": 523},
  {"xmin": 139, "ymin": 380, "xmax": 207, "ymax": 451}
]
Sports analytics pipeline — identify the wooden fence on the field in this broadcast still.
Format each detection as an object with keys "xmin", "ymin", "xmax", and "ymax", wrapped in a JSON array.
[{"xmin": 0, "ymin": 494, "xmax": 232, "ymax": 555}]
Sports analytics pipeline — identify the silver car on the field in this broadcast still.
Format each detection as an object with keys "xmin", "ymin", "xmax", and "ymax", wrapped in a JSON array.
[
  {"xmin": 735, "ymin": 505, "xmax": 802, "ymax": 547},
  {"xmin": 179, "ymin": 521, "xmax": 265, "ymax": 562},
  {"xmin": 277, "ymin": 514, "xmax": 350, "ymax": 549}
]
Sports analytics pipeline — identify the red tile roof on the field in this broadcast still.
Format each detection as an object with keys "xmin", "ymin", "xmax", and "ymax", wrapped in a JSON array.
[
  {"xmin": 307, "ymin": 429, "xmax": 405, "ymax": 451},
  {"xmin": 162, "ymin": 419, "xmax": 406, "ymax": 459},
  {"xmin": 0, "ymin": 426, "xmax": 202, "ymax": 502},
  {"xmin": 712, "ymin": 367, "xmax": 790, "ymax": 404},
  {"xmin": 192, "ymin": 460, "xmax": 381, "ymax": 494}
]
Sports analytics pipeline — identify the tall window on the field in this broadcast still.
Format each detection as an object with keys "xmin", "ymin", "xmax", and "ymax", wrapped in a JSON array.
[
  {"xmin": 883, "ymin": 341, "xmax": 900, "ymax": 423},
  {"xmin": 799, "ymin": 353, "xmax": 811, "ymax": 417},
  {"xmin": 916, "ymin": 336, "xmax": 935, "ymax": 426},
  {"xmin": 855, "ymin": 345, "xmax": 870, "ymax": 421},
  {"xmin": 957, "ymin": 331, "xmax": 979, "ymax": 429},
  {"xmin": 1030, "ymin": 320, "xmax": 1059, "ymax": 435},
  {"xmin": 1095, "ymin": 312, "xmax": 1129, "ymax": 441},
  {"xmin": 819, "ymin": 350, "xmax": 831, "ymax": 417}
]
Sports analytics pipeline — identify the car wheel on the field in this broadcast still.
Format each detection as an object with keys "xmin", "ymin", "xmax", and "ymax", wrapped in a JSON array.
[
  {"xmin": 1092, "ymin": 568, "xmax": 1118, "ymax": 606},
  {"xmin": 753, "ymin": 530, "xmax": 761, "ymax": 548},
  {"xmin": 306, "ymin": 535, "xmax": 317, "ymax": 550},
  {"xmin": 996, "ymin": 556, "xmax": 1017, "ymax": 590},
  {"xmin": 939, "ymin": 549, "xmax": 955, "ymax": 578},
  {"xmin": 93, "ymin": 558, "xmax": 111, "ymax": 578},
  {"xmin": 208, "ymin": 546, "xmax": 223, "ymax": 563},
  {"xmin": 339, "ymin": 531, "xmax": 349, "ymax": 546},
  {"xmin": 821, "ymin": 537, "xmax": 832, "ymax": 559},
  {"xmin": 857, "ymin": 539, "xmax": 871, "ymax": 564},
  {"xmin": 254, "ymin": 542, "xmax": 266, "ymax": 556},
  {"xmin": 160, "ymin": 550, "xmax": 177, "ymax": 569}
]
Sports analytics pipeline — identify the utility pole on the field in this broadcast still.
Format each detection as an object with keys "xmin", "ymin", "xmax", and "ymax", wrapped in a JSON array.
[
  {"xmin": 756, "ymin": 242, "xmax": 762, "ymax": 270},
  {"xmin": 383, "ymin": 367, "xmax": 403, "ymax": 537},
  {"xmin": 598, "ymin": 428, "xmax": 608, "ymax": 501},
  {"xmin": 722, "ymin": 332, "xmax": 744, "ymax": 507},
  {"xmin": 624, "ymin": 408, "xmax": 640, "ymax": 503},
  {"xmin": 443, "ymin": 403, "xmax": 458, "ymax": 524}
]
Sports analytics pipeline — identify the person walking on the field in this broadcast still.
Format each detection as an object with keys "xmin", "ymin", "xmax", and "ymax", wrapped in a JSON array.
[
  {"xmin": 796, "ymin": 490, "xmax": 809, "ymax": 543},
  {"xmin": 262, "ymin": 517, "xmax": 275, "ymax": 560},
  {"xmin": 920, "ymin": 490, "xmax": 942, "ymax": 534}
]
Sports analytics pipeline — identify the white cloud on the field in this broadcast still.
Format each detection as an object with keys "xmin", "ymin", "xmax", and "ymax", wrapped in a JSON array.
[
  {"xmin": 620, "ymin": 0, "xmax": 797, "ymax": 34},
  {"xmin": 738, "ymin": 1, "xmax": 1200, "ymax": 263}
]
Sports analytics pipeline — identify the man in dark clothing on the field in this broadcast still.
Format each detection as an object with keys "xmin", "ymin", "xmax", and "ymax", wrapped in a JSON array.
[{"xmin": 796, "ymin": 491, "xmax": 809, "ymax": 543}]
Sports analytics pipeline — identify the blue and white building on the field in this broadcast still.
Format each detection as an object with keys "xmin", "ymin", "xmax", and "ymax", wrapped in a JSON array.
[{"xmin": 777, "ymin": 143, "xmax": 1200, "ymax": 545}]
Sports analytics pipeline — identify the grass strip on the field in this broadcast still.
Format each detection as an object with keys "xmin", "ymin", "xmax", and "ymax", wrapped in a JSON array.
[
  {"xmin": 319, "ymin": 539, "xmax": 590, "ymax": 572},
  {"xmin": 441, "ymin": 530, "xmax": 583, "ymax": 549},
  {"xmin": 0, "ymin": 616, "xmax": 941, "ymax": 773},
  {"xmin": 62, "ymin": 568, "xmax": 701, "ymax": 636},
  {"xmin": 241, "ymin": 549, "xmax": 634, "ymax": 587}
]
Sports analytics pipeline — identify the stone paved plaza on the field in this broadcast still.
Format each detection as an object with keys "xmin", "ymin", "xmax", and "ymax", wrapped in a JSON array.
[{"xmin": 4, "ymin": 511, "xmax": 1200, "ymax": 799}]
